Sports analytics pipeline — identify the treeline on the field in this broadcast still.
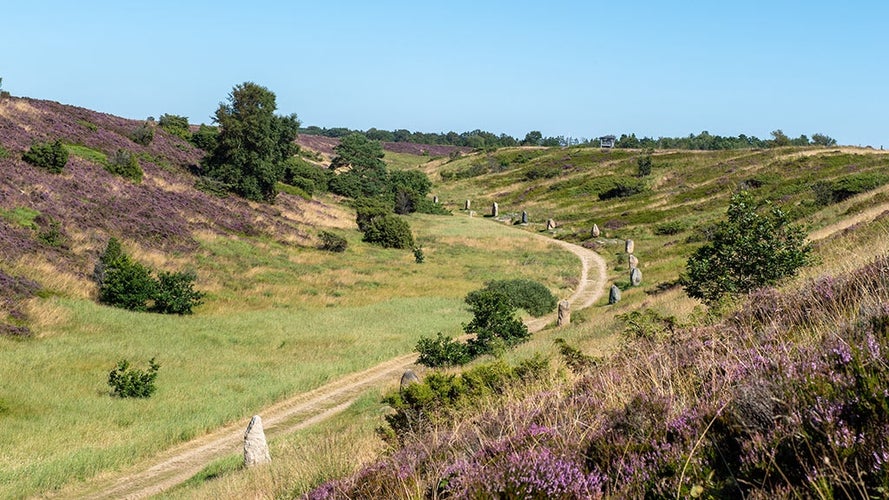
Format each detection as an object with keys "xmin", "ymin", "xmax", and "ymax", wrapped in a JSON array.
[{"xmin": 300, "ymin": 126, "xmax": 838, "ymax": 151}]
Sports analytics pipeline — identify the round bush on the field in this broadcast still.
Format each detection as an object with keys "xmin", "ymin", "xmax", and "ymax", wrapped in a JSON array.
[{"xmin": 362, "ymin": 214, "xmax": 414, "ymax": 249}]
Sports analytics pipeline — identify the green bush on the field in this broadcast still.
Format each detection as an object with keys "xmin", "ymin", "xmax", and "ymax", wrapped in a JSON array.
[
  {"xmin": 283, "ymin": 158, "xmax": 329, "ymax": 192},
  {"xmin": 362, "ymin": 214, "xmax": 414, "ymax": 249},
  {"xmin": 99, "ymin": 254, "xmax": 155, "ymax": 312},
  {"xmin": 35, "ymin": 215, "xmax": 65, "ymax": 247},
  {"xmin": 465, "ymin": 279, "xmax": 557, "ymax": 317},
  {"xmin": 190, "ymin": 124, "xmax": 218, "ymax": 152},
  {"xmin": 151, "ymin": 271, "xmax": 204, "ymax": 315},
  {"xmin": 319, "ymin": 231, "xmax": 348, "ymax": 252},
  {"xmin": 812, "ymin": 172, "xmax": 889, "ymax": 206},
  {"xmin": 108, "ymin": 358, "xmax": 159, "ymax": 398},
  {"xmin": 653, "ymin": 220, "xmax": 687, "ymax": 235},
  {"xmin": 158, "ymin": 114, "xmax": 190, "ymax": 140},
  {"xmin": 353, "ymin": 197, "xmax": 393, "ymax": 232},
  {"xmin": 22, "ymin": 140, "xmax": 68, "ymax": 173},
  {"xmin": 637, "ymin": 154, "xmax": 652, "ymax": 177},
  {"xmin": 683, "ymin": 191, "xmax": 813, "ymax": 304},
  {"xmin": 413, "ymin": 246, "xmax": 425, "ymax": 263},
  {"xmin": 523, "ymin": 164, "xmax": 562, "ymax": 181},
  {"xmin": 599, "ymin": 178, "xmax": 646, "ymax": 200},
  {"xmin": 464, "ymin": 289, "xmax": 529, "ymax": 356},
  {"xmin": 416, "ymin": 332, "xmax": 471, "ymax": 367},
  {"xmin": 276, "ymin": 181, "xmax": 311, "ymax": 199},
  {"xmin": 129, "ymin": 123, "xmax": 154, "ymax": 146},
  {"xmin": 0, "ymin": 145, "xmax": 9, "ymax": 158},
  {"xmin": 105, "ymin": 149, "xmax": 143, "ymax": 182}
]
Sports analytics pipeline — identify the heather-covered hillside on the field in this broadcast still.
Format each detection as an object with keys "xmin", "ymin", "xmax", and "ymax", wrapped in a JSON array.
[{"xmin": 0, "ymin": 97, "xmax": 333, "ymax": 334}]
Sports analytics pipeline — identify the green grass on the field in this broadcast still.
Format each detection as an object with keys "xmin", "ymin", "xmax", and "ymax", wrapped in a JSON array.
[
  {"xmin": 0, "ymin": 214, "xmax": 578, "ymax": 498},
  {"xmin": 0, "ymin": 206, "xmax": 41, "ymax": 229},
  {"xmin": 383, "ymin": 151, "xmax": 433, "ymax": 171},
  {"xmin": 64, "ymin": 143, "xmax": 107, "ymax": 165}
]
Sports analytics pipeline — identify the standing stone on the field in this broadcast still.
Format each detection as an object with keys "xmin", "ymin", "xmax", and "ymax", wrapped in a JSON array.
[
  {"xmin": 521, "ymin": 211, "xmax": 528, "ymax": 224},
  {"xmin": 433, "ymin": 196, "xmax": 439, "ymax": 204},
  {"xmin": 628, "ymin": 254, "xmax": 639, "ymax": 269},
  {"xmin": 630, "ymin": 267, "xmax": 642, "ymax": 286},
  {"xmin": 546, "ymin": 218, "xmax": 556, "ymax": 230},
  {"xmin": 608, "ymin": 285, "xmax": 621, "ymax": 304},
  {"xmin": 400, "ymin": 370, "xmax": 420, "ymax": 390},
  {"xmin": 492, "ymin": 202, "xmax": 499, "ymax": 217},
  {"xmin": 625, "ymin": 239, "xmax": 635, "ymax": 254},
  {"xmin": 465, "ymin": 199, "xmax": 471, "ymax": 210},
  {"xmin": 557, "ymin": 300, "xmax": 571, "ymax": 326},
  {"xmin": 244, "ymin": 415, "xmax": 271, "ymax": 467},
  {"xmin": 591, "ymin": 224, "xmax": 600, "ymax": 238}
]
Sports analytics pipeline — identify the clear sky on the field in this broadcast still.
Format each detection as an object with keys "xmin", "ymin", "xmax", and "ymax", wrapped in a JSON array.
[{"xmin": 3, "ymin": 1, "xmax": 887, "ymax": 146}]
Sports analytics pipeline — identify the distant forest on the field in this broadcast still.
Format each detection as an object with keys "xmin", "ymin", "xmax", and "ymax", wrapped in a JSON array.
[{"xmin": 299, "ymin": 125, "xmax": 837, "ymax": 151}]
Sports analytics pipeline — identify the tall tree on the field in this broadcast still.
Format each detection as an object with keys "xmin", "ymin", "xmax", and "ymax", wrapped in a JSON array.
[
  {"xmin": 203, "ymin": 82, "xmax": 300, "ymax": 202},
  {"xmin": 328, "ymin": 133, "xmax": 390, "ymax": 198}
]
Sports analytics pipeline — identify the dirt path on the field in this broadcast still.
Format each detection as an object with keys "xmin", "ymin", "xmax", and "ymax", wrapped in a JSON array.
[{"xmin": 65, "ymin": 229, "xmax": 607, "ymax": 499}]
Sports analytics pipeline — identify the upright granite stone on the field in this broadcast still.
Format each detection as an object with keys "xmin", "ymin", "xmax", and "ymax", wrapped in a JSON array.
[
  {"xmin": 557, "ymin": 300, "xmax": 570, "ymax": 326},
  {"xmin": 630, "ymin": 267, "xmax": 643, "ymax": 286},
  {"xmin": 591, "ymin": 224, "xmax": 600, "ymax": 238},
  {"xmin": 400, "ymin": 370, "xmax": 420, "ymax": 390},
  {"xmin": 492, "ymin": 202, "xmax": 499, "ymax": 217},
  {"xmin": 628, "ymin": 254, "xmax": 639, "ymax": 269},
  {"xmin": 521, "ymin": 211, "xmax": 528, "ymax": 224},
  {"xmin": 625, "ymin": 239, "xmax": 635, "ymax": 254},
  {"xmin": 244, "ymin": 415, "xmax": 271, "ymax": 467},
  {"xmin": 609, "ymin": 285, "xmax": 621, "ymax": 304},
  {"xmin": 464, "ymin": 199, "xmax": 471, "ymax": 210},
  {"xmin": 546, "ymin": 218, "xmax": 556, "ymax": 230}
]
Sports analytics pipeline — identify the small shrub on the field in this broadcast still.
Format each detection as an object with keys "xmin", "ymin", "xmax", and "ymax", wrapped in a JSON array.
[
  {"xmin": 35, "ymin": 215, "xmax": 65, "ymax": 247},
  {"xmin": 353, "ymin": 197, "xmax": 393, "ymax": 231},
  {"xmin": 108, "ymin": 358, "xmax": 159, "ymax": 398},
  {"xmin": 319, "ymin": 231, "xmax": 348, "ymax": 252},
  {"xmin": 151, "ymin": 271, "xmax": 204, "ymax": 315},
  {"xmin": 0, "ymin": 145, "xmax": 8, "ymax": 158},
  {"xmin": 653, "ymin": 220, "xmax": 687, "ymax": 235},
  {"xmin": 129, "ymin": 123, "xmax": 154, "ymax": 146},
  {"xmin": 362, "ymin": 214, "xmax": 414, "ymax": 249},
  {"xmin": 466, "ymin": 279, "xmax": 557, "ymax": 317},
  {"xmin": 77, "ymin": 119, "xmax": 98, "ymax": 132},
  {"xmin": 599, "ymin": 179, "xmax": 646, "ymax": 200},
  {"xmin": 554, "ymin": 337, "xmax": 597, "ymax": 374},
  {"xmin": 190, "ymin": 124, "xmax": 218, "ymax": 152},
  {"xmin": 413, "ymin": 246, "xmax": 425, "ymax": 263},
  {"xmin": 158, "ymin": 113, "xmax": 191, "ymax": 139},
  {"xmin": 22, "ymin": 140, "xmax": 68, "ymax": 173},
  {"xmin": 105, "ymin": 149, "xmax": 143, "ymax": 182},
  {"xmin": 97, "ymin": 238, "xmax": 155, "ymax": 311},
  {"xmin": 277, "ymin": 181, "xmax": 311, "ymax": 199},
  {"xmin": 194, "ymin": 177, "xmax": 230, "ymax": 197},
  {"xmin": 637, "ymin": 154, "xmax": 652, "ymax": 177},
  {"xmin": 523, "ymin": 164, "xmax": 562, "ymax": 181},
  {"xmin": 416, "ymin": 332, "xmax": 471, "ymax": 367},
  {"xmin": 465, "ymin": 289, "xmax": 529, "ymax": 356}
]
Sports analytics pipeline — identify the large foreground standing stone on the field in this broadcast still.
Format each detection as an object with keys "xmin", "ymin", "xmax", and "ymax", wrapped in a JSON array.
[
  {"xmin": 630, "ymin": 267, "xmax": 643, "ymax": 286},
  {"xmin": 609, "ymin": 285, "xmax": 621, "ymax": 304},
  {"xmin": 244, "ymin": 415, "xmax": 271, "ymax": 467},
  {"xmin": 400, "ymin": 370, "xmax": 420, "ymax": 390},
  {"xmin": 557, "ymin": 300, "xmax": 570, "ymax": 326}
]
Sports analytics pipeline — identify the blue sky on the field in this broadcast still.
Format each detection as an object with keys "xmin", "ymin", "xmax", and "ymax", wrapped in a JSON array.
[{"xmin": 3, "ymin": 1, "xmax": 887, "ymax": 146}]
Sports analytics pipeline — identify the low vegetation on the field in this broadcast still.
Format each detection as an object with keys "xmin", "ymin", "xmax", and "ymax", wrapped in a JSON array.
[
  {"xmin": 22, "ymin": 139, "xmax": 68, "ymax": 173},
  {"xmin": 107, "ymin": 358, "xmax": 160, "ymax": 398}
]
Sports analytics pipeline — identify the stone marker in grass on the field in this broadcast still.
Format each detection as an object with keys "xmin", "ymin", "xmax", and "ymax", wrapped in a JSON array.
[
  {"xmin": 609, "ymin": 284, "xmax": 621, "ymax": 304},
  {"xmin": 557, "ymin": 300, "xmax": 570, "ymax": 326},
  {"xmin": 400, "ymin": 370, "xmax": 420, "ymax": 390},
  {"xmin": 244, "ymin": 415, "xmax": 271, "ymax": 467}
]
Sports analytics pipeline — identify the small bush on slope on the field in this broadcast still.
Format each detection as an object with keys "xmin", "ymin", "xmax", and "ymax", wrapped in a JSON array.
[
  {"xmin": 309, "ymin": 256, "xmax": 889, "ymax": 499},
  {"xmin": 22, "ymin": 140, "xmax": 68, "ymax": 173},
  {"xmin": 107, "ymin": 358, "xmax": 159, "ymax": 398}
]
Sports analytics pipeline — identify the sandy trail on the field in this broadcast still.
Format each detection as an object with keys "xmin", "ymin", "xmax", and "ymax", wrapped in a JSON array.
[{"xmin": 62, "ymin": 227, "xmax": 607, "ymax": 500}]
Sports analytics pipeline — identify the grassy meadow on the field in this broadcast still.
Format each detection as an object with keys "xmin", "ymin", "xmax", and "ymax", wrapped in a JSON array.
[{"xmin": 0, "ymin": 212, "xmax": 578, "ymax": 498}]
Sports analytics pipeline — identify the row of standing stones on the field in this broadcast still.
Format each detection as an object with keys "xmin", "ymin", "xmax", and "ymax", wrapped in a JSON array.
[{"xmin": 461, "ymin": 200, "xmax": 643, "ymax": 308}]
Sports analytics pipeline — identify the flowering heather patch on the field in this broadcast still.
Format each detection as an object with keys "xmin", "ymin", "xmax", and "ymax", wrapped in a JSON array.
[
  {"xmin": 308, "ymin": 256, "xmax": 889, "ymax": 498},
  {"xmin": 0, "ymin": 269, "xmax": 40, "ymax": 336},
  {"xmin": 0, "ymin": 97, "xmax": 314, "ymax": 286},
  {"xmin": 381, "ymin": 142, "xmax": 472, "ymax": 157}
]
